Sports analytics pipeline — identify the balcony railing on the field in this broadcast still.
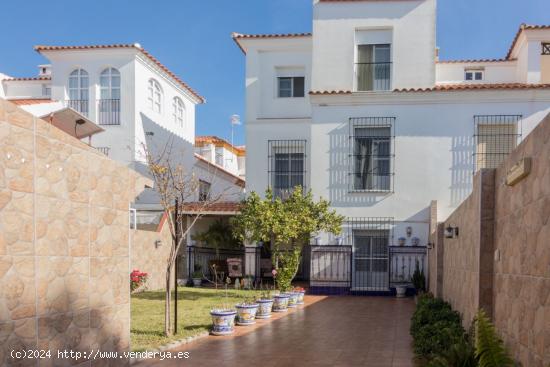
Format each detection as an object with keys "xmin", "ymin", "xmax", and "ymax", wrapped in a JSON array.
[
  {"xmin": 355, "ymin": 62, "xmax": 392, "ymax": 91},
  {"xmin": 93, "ymin": 147, "xmax": 110, "ymax": 156},
  {"xmin": 389, "ymin": 246, "xmax": 427, "ymax": 284},
  {"xmin": 66, "ymin": 99, "xmax": 89, "ymax": 116},
  {"xmin": 98, "ymin": 99, "xmax": 121, "ymax": 125}
]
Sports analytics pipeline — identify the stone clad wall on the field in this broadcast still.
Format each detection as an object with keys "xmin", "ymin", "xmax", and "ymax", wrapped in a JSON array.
[
  {"xmin": 428, "ymin": 113, "xmax": 550, "ymax": 367},
  {"xmin": 0, "ymin": 99, "xmax": 148, "ymax": 366},
  {"xmin": 131, "ymin": 222, "xmax": 172, "ymax": 291},
  {"xmin": 492, "ymin": 114, "xmax": 550, "ymax": 367}
]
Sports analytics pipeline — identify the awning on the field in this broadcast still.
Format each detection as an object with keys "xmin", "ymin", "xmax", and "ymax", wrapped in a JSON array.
[{"xmin": 40, "ymin": 108, "xmax": 104, "ymax": 139}]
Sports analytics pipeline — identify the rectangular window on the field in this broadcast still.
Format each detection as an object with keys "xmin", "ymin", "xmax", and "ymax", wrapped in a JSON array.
[
  {"xmin": 542, "ymin": 42, "xmax": 550, "ymax": 55},
  {"xmin": 465, "ymin": 69, "xmax": 484, "ymax": 81},
  {"xmin": 356, "ymin": 44, "xmax": 391, "ymax": 91},
  {"xmin": 215, "ymin": 147, "xmax": 224, "ymax": 167},
  {"xmin": 42, "ymin": 84, "xmax": 51, "ymax": 97},
  {"xmin": 277, "ymin": 77, "xmax": 305, "ymax": 98},
  {"xmin": 474, "ymin": 115, "xmax": 522, "ymax": 171},
  {"xmin": 268, "ymin": 140, "xmax": 307, "ymax": 198},
  {"xmin": 350, "ymin": 117, "xmax": 395, "ymax": 192},
  {"xmin": 198, "ymin": 180, "xmax": 211, "ymax": 202}
]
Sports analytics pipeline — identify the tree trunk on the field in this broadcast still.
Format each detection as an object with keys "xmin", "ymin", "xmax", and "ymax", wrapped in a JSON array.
[{"xmin": 165, "ymin": 264, "xmax": 172, "ymax": 336}]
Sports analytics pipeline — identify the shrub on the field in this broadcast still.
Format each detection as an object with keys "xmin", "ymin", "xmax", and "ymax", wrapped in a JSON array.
[
  {"xmin": 411, "ymin": 294, "xmax": 465, "ymax": 358},
  {"xmin": 130, "ymin": 269, "xmax": 148, "ymax": 292},
  {"xmin": 474, "ymin": 309, "xmax": 513, "ymax": 367}
]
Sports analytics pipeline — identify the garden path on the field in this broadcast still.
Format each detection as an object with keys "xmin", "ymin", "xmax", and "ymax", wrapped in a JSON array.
[{"xmin": 135, "ymin": 296, "xmax": 415, "ymax": 367}]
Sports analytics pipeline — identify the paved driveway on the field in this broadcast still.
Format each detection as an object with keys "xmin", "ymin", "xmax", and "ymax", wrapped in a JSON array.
[{"xmin": 137, "ymin": 296, "xmax": 415, "ymax": 367}]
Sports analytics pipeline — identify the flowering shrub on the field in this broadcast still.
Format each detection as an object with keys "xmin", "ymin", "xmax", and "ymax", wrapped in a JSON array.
[{"xmin": 130, "ymin": 269, "xmax": 148, "ymax": 292}]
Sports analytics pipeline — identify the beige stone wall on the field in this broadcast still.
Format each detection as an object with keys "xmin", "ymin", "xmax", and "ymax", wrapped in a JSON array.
[
  {"xmin": 0, "ymin": 99, "xmax": 148, "ymax": 366},
  {"xmin": 429, "ymin": 113, "xmax": 550, "ymax": 366},
  {"xmin": 492, "ymin": 114, "xmax": 550, "ymax": 367},
  {"xmin": 130, "ymin": 223, "xmax": 173, "ymax": 291},
  {"xmin": 440, "ymin": 171, "xmax": 483, "ymax": 327}
]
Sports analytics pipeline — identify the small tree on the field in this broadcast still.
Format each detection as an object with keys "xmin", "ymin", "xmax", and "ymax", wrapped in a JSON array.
[
  {"xmin": 143, "ymin": 142, "xmax": 225, "ymax": 336},
  {"xmin": 232, "ymin": 186, "xmax": 343, "ymax": 291}
]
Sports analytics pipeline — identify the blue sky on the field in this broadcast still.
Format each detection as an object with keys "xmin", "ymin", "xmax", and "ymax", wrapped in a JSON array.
[{"xmin": 1, "ymin": 0, "xmax": 548, "ymax": 145}]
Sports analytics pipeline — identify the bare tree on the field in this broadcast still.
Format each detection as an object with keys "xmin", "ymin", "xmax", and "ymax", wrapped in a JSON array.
[{"xmin": 142, "ymin": 141, "xmax": 228, "ymax": 336}]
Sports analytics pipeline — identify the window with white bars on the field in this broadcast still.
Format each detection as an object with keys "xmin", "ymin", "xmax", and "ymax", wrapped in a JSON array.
[
  {"xmin": 268, "ymin": 140, "xmax": 307, "ymax": 198},
  {"xmin": 349, "ymin": 117, "xmax": 395, "ymax": 192},
  {"xmin": 474, "ymin": 115, "xmax": 522, "ymax": 172}
]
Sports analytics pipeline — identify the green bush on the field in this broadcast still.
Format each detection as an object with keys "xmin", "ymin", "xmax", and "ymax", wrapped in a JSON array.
[
  {"xmin": 411, "ymin": 293, "xmax": 465, "ymax": 358},
  {"xmin": 411, "ymin": 297, "xmax": 515, "ymax": 367}
]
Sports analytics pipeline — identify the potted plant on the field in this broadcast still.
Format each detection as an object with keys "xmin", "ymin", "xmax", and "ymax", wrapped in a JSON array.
[
  {"xmin": 210, "ymin": 278, "xmax": 237, "ymax": 335},
  {"xmin": 398, "ymin": 237, "xmax": 406, "ymax": 246},
  {"xmin": 287, "ymin": 291, "xmax": 299, "ymax": 308},
  {"xmin": 192, "ymin": 264, "xmax": 202, "ymax": 287},
  {"xmin": 255, "ymin": 287, "xmax": 274, "ymax": 319},
  {"xmin": 394, "ymin": 273, "xmax": 407, "ymax": 298},
  {"xmin": 411, "ymin": 237, "xmax": 420, "ymax": 246},
  {"xmin": 293, "ymin": 286, "xmax": 305, "ymax": 305},
  {"xmin": 235, "ymin": 295, "xmax": 259, "ymax": 325},
  {"xmin": 272, "ymin": 291, "xmax": 290, "ymax": 312},
  {"xmin": 130, "ymin": 269, "xmax": 148, "ymax": 293},
  {"xmin": 411, "ymin": 261, "xmax": 426, "ymax": 301}
]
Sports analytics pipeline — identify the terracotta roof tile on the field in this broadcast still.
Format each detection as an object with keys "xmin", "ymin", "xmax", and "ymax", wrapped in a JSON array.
[
  {"xmin": 232, "ymin": 32, "xmax": 312, "ymax": 54},
  {"xmin": 195, "ymin": 135, "xmax": 246, "ymax": 155},
  {"xmin": 395, "ymin": 83, "xmax": 550, "ymax": 92},
  {"xmin": 3, "ymin": 76, "xmax": 51, "ymax": 82},
  {"xmin": 309, "ymin": 90, "xmax": 352, "ymax": 95},
  {"xmin": 437, "ymin": 58, "xmax": 513, "ymax": 64},
  {"xmin": 309, "ymin": 84, "xmax": 550, "ymax": 95},
  {"xmin": 507, "ymin": 24, "xmax": 550, "ymax": 59},
  {"xmin": 181, "ymin": 201, "xmax": 241, "ymax": 214},
  {"xmin": 34, "ymin": 44, "xmax": 204, "ymax": 103},
  {"xmin": 8, "ymin": 98, "xmax": 55, "ymax": 105}
]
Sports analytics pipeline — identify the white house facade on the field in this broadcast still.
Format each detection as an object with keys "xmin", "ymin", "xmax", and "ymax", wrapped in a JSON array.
[
  {"xmin": 0, "ymin": 43, "xmax": 209, "ymax": 208},
  {"xmin": 234, "ymin": 0, "xmax": 550, "ymax": 293}
]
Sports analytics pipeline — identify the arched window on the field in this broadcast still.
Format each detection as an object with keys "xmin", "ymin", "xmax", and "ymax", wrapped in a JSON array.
[
  {"xmin": 147, "ymin": 79, "xmax": 162, "ymax": 113},
  {"xmin": 68, "ymin": 68, "xmax": 89, "ymax": 115},
  {"xmin": 99, "ymin": 68, "xmax": 121, "ymax": 124},
  {"xmin": 172, "ymin": 97, "xmax": 185, "ymax": 127}
]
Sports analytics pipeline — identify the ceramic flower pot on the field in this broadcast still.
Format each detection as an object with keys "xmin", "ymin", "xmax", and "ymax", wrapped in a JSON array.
[
  {"xmin": 295, "ymin": 291, "xmax": 305, "ymax": 305},
  {"xmin": 210, "ymin": 309, "xmax": 237, "ymax": 335},
  {"xmin": 287, "ymin": 292, "xmax": 299, "ymax": 308},
  {"xmin": 272, "ymin": 294, "xmax": 290, "ymax": 312},
  {"xmin": 256, "ymin": 299, "xmax": 274, "ymax": 319},
  {"xmin": 395, "ymin": 285, "xmax": 407, "ymax": 298},
  {"xmin": 235, "ymin": 303, "xmax": 259, "ymax": 325}
]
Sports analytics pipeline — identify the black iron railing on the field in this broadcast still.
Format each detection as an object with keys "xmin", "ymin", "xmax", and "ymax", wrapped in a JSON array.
[
  {"xmin": 355, "ymin": 62, "xmax": 392, "ymax": 91},
  {"xmin": 267, "ymin": 139, "xmax": 307, "ymax": 199},
  {"xmin": 98, "ymin": 99, "xmax": 121, "ymax": 125},
  {"xmin": 187, "ymin": 245, "xmax": 245, "ymax": 280},
  {"xmin": 66, "ymin": 99, "xmax": 89, "ymax": 116},
  {"xmin": 389, "ymin": 246, "xmax": 427, "ymax": 284}
]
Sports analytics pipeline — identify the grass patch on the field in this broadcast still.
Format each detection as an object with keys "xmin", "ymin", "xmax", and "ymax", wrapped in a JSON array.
[{"xmin": 131, "ymin": 287, "xmax": 253, "ymax": 352}]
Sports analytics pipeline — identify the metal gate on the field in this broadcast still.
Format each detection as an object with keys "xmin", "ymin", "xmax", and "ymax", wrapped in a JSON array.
[{"xmin": 349, "ymin": 218, "xmax": 393, "ymax": 291}]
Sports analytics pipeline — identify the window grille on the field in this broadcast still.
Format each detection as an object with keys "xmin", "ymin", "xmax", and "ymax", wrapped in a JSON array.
[
  {"xmin": 349, "ymin": 117, "xmax": 395, "ymax": 192},
  {"xmin": 473, "ymin": 115, "xmax": 522, "ymax": 172},
  {"xmin": 542, "ymin": 43, "xmax": 550, "ymax": 55},
  {"xmin": 198, "ymin": 180, "xmax": 211, "ymax": 201},
  {"xmin": 268, "ymin": 140, "xmax": 307, "ymax": 198},
  {"xmin": 346, "ymin": 217, "xmax": 394, "ymax": 291}
]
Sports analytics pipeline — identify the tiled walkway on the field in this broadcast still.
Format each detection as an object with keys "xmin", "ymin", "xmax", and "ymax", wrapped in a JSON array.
[{"xmin": 137, "ymin": 296, "xmax": 415, "ymax": 367}]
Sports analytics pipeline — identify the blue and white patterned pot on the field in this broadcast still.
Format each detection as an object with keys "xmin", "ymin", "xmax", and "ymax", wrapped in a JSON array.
[
  {"xmin": 287, "ymin": 292, "xmax": 299, "ymax": 308},
  {"xmin": 256, "ymin": 299, "xmax": 274, "ymax": 319},
  {"xmin": 210, "ymin": 309, "xmax": 237, "ymax": 335},
  {"xmin": 296, "ymin": 291, "xmax": 305, "ymax": 305},
  {"xmin": 272, "ymin": 294, "xmax": 290, "ymax": 312},
  {"xmin": 235, "ymin": 303, "xmax": 259, "ymax": 325}
]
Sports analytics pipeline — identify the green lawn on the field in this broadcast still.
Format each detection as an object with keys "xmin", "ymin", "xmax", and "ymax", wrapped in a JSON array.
[{"xmin": 131, "ymin": 287, "xmax": 254, "ymax": 352}]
